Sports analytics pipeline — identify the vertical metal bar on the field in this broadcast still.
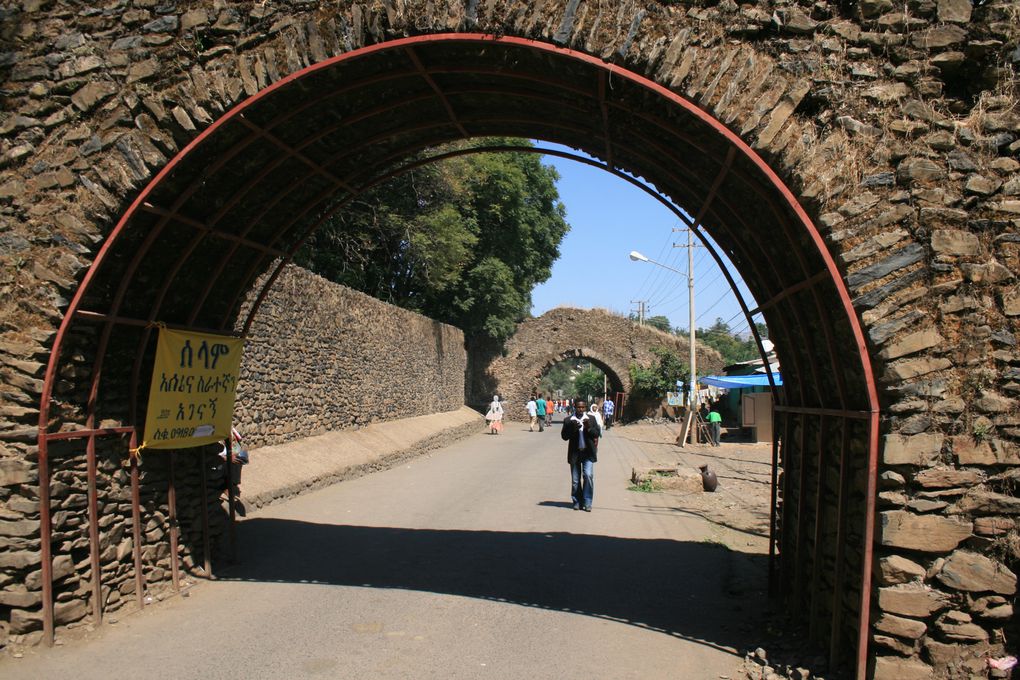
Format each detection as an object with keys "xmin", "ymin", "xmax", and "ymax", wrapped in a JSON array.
[
  {"xmin": 830, "ymin": 419, "xmax": 851, "ymax": 666},
  {"xmin": 779, "ymin": 411, "xmax": 792, "ymax": 599},
  {"xmin": 167, "ymin": 452, "xmax": 181, "ymax": 592},
  {"xmin": 129, "ymin": 430, "xmax": 145, "ymax": 611},
  {"xmin": 856, "ymin": 412, "xmax": 881, "ymax": 680},
  {"xmin": 86, "ymin": 434, "xmax": 103, "ymax": 625},
  {"xmin": 38, "ymin": 435, "xmax": 55, "ymax": 646},
  {"xmin": 768, "ymin": 407, "xmax": 780, "ymax": 597},
  {"xmin": 809, "ymin": 414, "xmax": 829, "ymax": 641},
  {"xmin": 792, "ymin": 412, "xmax": 810, "ymax": 612},
  {"xmin": 225, "ymin": 437, "xmax": 237, "ymax": 563},
  {"xmin": 200, "ymin": 452, "xmax": 212, "ymax": 578}
]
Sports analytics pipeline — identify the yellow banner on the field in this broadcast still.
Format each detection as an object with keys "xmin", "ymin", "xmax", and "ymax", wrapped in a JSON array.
[{"xmin": 142, "ymin": 328, "xmax": 245, "ymax": 449}]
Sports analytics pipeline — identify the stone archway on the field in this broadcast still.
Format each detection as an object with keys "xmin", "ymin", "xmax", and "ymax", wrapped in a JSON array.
[
  {"xmin": 0, "ymin": 2, "xmax": 1016, "ymax": 677},
  {"xmin": 473, "ymin": 307, "xmax": 724, "ymax": 419}
]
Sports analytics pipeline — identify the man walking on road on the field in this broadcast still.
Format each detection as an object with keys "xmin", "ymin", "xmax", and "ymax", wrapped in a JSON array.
[
  {"xmin": 707, "ymin": 405, "xmax": 722, "ymax": 447},
  {"xmin": 527, "ymin": 396, "xmax": 538, "ymax": 432},
  {"xmin": 562, "ymin": 398, "xmax": 602, "ymax": 511},
  {"xmin": 602, "ymin": 396, "xmax": 615, "ymax": 430},
  {"xmin": 535, "ymin": 393, "xmax": 547, "ymax": 432}
]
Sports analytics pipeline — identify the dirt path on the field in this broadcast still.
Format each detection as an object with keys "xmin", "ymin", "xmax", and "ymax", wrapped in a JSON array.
[{"xmin": 3, "ymin": 420, "xmax": 771, "ymax": 680}]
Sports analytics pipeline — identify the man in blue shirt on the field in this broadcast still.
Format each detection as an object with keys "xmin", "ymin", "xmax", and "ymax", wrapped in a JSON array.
[{"xmin": 602, "ymin": 396, "xmax": 615, "ymax": 430}]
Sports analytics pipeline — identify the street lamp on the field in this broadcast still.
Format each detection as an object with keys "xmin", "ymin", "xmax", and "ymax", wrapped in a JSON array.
[{"xmin": 629, "ymin": 247, "xmax": 698, "ymax": 412}]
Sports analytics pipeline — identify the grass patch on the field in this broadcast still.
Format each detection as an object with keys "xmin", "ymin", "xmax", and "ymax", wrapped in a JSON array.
[{"xmin": 628, "ymin": 479, "xmax": 659, "ymax": 493}]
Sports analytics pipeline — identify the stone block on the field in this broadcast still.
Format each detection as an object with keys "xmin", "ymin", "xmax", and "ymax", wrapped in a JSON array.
[
  {"xmin": 965, "ymin": 175, "xmax": 1002, "ymax": 196},
  {"xmin": 9, "ymin": 607, "xmax": 42, "ymax": 634},
  {"xmin": 883, "ymin": 433, "xmax": 944, "ymax": 466},
  {"xmin": 181, "ymin": 8, "xmax": 209, "ymax": 31},
  {"xmin": 0, "ymin": 458, "xmax": 36, "ymax": 486},
  {"xmin": 54, "ymin": 598, "xmax": 87, "ymax": 625},
  {"xmin": 872, "ymin": 633, "xmax": 916, "ymax": 656},
  {"xmin": 878, "ymin": 555, "xmax": 926, "ymax": 585},
  {"xmin": 897, "ymin": 157, "xmax": 946, "ymax": 184},
  {"xmin": 879, "ymin": 511, "xmax": 971, "ymax": 552},
  {"xmin": 878, "ymin": 582, "xmax": 950, "ymax": 617},
  {"xmin": 911, "ymin": 24, "xmax": 967, "ymax": 48},
  {"xmin": 952, "ymin": 490, "xmax": 1020, "ymax": 515},
  {"xmin": 1004, "ymin": 290, "xmax": 1020, "ymax": 317},
  {"xmin": 874, "ymin": 612, "xmax": 927, "ymax": 639},
  {"xmin": 883, "ymin": 357, "xmax": 952, "ymax": 382},
  {"xmin": 937, "ymin": 550, "xmax": 1017, "ymax": 594},
  {"xmin": 70, "ymin": 80, "xmax": 118, "ymax": 112},
  {"xmin": 877, "ymin": 328, "xmax": 943, "ymax": 360},
  {"xmin": 936, "ymin": 611, "xmax": 989, "ymax": 642},
  {"xmin": 953, "ymin": 435, "xmax": 995, "ymax": 465},
  {"xmin": 937, "ymin": 0, "xmax": 972, "ymax": 22},
  {"xmin": 913, "ymin": 466, "xmax": 984, "ymax": 488},
  {"xmin": 0, "ymin": 588, "xmax": 41, "ymax": 607},
  {"xmin": 0, "ymin": 550, "xmax": 42, "ymax": 569},
  {"xmin": 872, "ymin": 655, "xmax": 934, "ymax": 680},
  {"xmin": 992, "ymin": 200, "xmax": 1020, "ymax": 214},
  {"xmin": 0, "ymin": 518, "xmax": 40, "ymax": 537},
  {"xmin": 932, "ymin": 229, "xmax": 980, "ymax": 256},
  {"xmin": 971, "ymin": 594, "xmax": 1013, "ymax": 620},
  {"xmin": 25, "ymin": 554, "xmax": 74, "ymax": 590},
  {"xmin": 974, "ymin": 517, "xmax": 1014, "ymax": 536}
]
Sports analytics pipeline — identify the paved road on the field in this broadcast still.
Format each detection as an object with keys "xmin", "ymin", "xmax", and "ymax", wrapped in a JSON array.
[{"xmin": 4, "ymin": 421, "xmax": 764, "ymax": 680}]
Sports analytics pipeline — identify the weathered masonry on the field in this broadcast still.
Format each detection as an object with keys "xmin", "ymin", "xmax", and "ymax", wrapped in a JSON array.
[
  {"xmin": 0, "ymin": 2, "xmax": 1017, "ymax": 678},
  {"xmin": 468, "ymin": 307, "xmax": 724, "ymax": 420}
]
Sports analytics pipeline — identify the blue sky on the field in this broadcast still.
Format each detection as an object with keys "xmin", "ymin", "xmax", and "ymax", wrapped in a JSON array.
[{"xmin": 529, "ymin": 145, "xmax": 760, "ymax": 336}]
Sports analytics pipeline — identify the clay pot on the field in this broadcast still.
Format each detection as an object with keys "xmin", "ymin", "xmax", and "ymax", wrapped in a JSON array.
[{"xmin": 699, "ymin": 464, "xmax": 718, "ymax": 492}]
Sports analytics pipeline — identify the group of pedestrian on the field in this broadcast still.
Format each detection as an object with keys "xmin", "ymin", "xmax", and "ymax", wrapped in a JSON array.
[{"xmin": 526, "ymin": 393, "xmax": 550, "ymax": 432}]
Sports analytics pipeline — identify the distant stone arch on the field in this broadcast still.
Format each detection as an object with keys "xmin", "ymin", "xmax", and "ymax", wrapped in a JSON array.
[{"xmin": 473, "ymin": 307, "xmax": 723, "ymax": 420}]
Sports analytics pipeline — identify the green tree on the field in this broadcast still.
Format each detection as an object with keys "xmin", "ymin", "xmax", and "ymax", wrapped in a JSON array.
[
  {"xmin": 645, "ymin": 315, "xmax": 672, "ymax": 333},
  {"xmin": 573, "ymin": 368, "xmax": 605, "ymax": 401},
  {"xmin": 695, "ymin": 318, "xmax": 762, "ymax": 365},
  {"xmin": 539, "ymin": 360, "xmax": 578, "ymax": 397},
  {"xmin": 296, "ymin": 139, "xmax": 569, "ymax": 343},
  {"xmin": 629, "ymin": 347, "xmax": 689, "ymax": 398}
]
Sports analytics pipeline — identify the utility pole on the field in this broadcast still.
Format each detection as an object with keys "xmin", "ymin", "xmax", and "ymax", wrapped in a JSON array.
[
  {"xmin": 672, "ymin": 228, "xmax": 698, "ymax": 411},
  {"xmin": 630, "ymin": 299, "xmax": 647, "ymax": 326}
]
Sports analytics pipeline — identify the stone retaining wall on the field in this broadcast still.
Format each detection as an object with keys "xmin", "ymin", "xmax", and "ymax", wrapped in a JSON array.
[{"xmin": 234, "ymin": 265, "xmax": 467, "ymax": 450}]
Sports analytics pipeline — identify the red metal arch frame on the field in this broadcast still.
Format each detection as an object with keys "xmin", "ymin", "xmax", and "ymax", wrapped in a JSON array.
[{"xmin": 35, "ymin": 34, "xmax": 880, "ymax": 677}]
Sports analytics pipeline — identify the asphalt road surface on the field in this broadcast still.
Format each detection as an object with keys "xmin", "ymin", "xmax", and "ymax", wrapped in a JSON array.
[{"xmin": 4, "ymin": 420, "xmax": 765, "ymax": 680}]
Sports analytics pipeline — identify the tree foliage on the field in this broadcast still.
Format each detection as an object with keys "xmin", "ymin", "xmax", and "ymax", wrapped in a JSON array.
[
  {"xmin": 644, "ymin": 315, "xmax": 672, "ymax": 333},
  {"xmin": 695, "ymin": 318, "xmax": 767, "ymax": 366},
  {"xmin": 296, "ymin": 139, "xmax": 569, "ymax": 342},
  {"xmin": 629, "ymin": 347, "xmax": 689, "ymax": 398},
  {"xmin": 573, "ymin": 368, "xmax": 606, "ymax": 401}
]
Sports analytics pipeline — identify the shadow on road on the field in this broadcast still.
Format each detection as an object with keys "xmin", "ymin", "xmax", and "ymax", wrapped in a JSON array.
[
  {"xmin": 221, "ymin": 519, "xmax": 768, "ymax": 656},
  {"xmin": 536, "ymin": 500, "xmax": 575, "ymax": 509}
]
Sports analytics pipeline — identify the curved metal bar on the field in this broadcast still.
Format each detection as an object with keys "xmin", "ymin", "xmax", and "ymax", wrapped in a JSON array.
[{"xmin": 38, "ymin": 35, "xmax": 880, "ymax": 676}]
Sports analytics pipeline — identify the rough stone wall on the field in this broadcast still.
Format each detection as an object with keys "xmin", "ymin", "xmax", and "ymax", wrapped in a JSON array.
[
  {"xmin": 0, "ymin": 0, "xmax": 1014, "ymax": 675},
  {"xmin": 473, "ymin": 307, "xmax": 723, "ymax": 420},
  {"xmin": 233, "ymin": 264, "xmax": 467, "ymax": 450}
]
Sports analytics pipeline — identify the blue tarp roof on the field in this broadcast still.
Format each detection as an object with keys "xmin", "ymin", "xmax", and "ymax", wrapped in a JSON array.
[{"xmin": 701, "ymin": 373, "xmax": 783, "ymax": 388}]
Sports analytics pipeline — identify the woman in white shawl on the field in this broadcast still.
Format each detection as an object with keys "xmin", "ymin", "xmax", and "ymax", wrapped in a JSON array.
[
  {"xmin": 589, "ymin": 403, "xmax": 605, "ymax": 435},
  {"xmin": 485, "ymin": 395, "xmax": 504, "ymax": 434}
]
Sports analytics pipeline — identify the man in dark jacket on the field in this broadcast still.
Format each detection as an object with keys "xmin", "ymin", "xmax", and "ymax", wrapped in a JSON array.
[{"xmin": 561, "ymin": 398, "xmax": 602, "ymax": 511}]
